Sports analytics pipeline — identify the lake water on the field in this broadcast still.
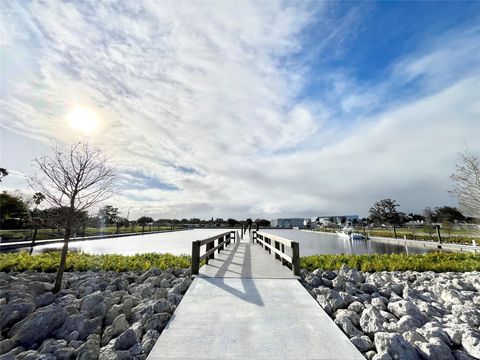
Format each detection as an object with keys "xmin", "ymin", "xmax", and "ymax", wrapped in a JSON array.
[
  {"xmin": 32, "ymin": 229, "xmax": 231, "ymax": 256},
  {"xmin": 264, "ymin": 229, "xmax": 429, "ymax": 257},
  {"xmin": 31, "ymin": 228, "xmax": 430, "ymax": 256}
]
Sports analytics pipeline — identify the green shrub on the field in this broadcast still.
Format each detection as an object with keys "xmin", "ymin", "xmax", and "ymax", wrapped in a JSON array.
[
  {"xmin": 0, "ymin": 251, "xmax": 191, "ymax": 272},
  {"xmin": 300, "ymin": 252, "xmax": 480, "ymax": 272}
]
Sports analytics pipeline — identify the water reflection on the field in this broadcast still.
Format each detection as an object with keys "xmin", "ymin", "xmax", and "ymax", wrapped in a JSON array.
[
  {"xmin": 32, "ymin": 229, "xmax": 230, "ymax": 256},
  {"xmin": 263, "ymin": 230, "xmax": 430, "ymax": 256}
]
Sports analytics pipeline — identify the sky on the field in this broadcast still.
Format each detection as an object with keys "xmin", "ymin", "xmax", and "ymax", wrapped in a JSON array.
[{"xmin": 1, "ymin": 1, "xmax": 479, "ymax": 220}]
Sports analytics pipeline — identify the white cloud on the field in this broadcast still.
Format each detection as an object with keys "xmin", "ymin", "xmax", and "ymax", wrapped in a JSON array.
[{"xmin": 0, "ymin": 2, "xmax": 478, "ymax": 220}]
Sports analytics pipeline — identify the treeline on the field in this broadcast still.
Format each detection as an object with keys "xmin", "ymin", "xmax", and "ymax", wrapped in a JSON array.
[{"xmin": 0, "ymin": 191, "xmax": 271, "ymax": 239}]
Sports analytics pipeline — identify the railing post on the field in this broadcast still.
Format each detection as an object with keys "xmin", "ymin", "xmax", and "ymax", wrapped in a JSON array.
[
  {"xmin": 436, "ymin": 225, "xmax": 442, "ymax": 249},
  {"xmin": 191, "ymin": 240, "xmax": 201, "ymax": 275},
  {"xmin": 274, "ymin": 240, "xmax": 280, "ymax": 261},
  {"xmin": 291, "ymin": 241, "xmax": 300, "ymax": 276},
  {"xmin": 219, "ymin": 235, "xmax": 224, "ymax": 252}
]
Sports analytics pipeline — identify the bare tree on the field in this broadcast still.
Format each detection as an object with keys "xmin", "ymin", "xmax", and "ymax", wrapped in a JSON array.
[
  {"xmin": 29, "ymin": 141, "xmax": 117, "ymax": 293},
  {"xmin": 450, "ymin": 152, "xmax": 480, "ymax": 220}
]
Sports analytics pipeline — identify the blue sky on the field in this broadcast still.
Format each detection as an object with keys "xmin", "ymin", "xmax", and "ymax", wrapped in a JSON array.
[{"xmin": 0, "ymin": 1, "xmax": 479, "ymax": 219}]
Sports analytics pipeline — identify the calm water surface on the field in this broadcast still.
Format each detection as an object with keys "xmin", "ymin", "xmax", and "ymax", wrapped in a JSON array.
[
  {"xmin": 32, "ymin": 229, "xmax": 231, "ymax": 256},
  {"xmin": 262, "ymin": 229, "xmax": 430, "ymax": 256},
  {"xmin": 32, "ymin": 229, "xmax": 430, "ymax": 256}
]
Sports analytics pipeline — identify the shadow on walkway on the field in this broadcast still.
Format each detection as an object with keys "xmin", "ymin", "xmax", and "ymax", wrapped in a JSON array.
[{"xmin": 199, "ymin": 242, "xmax": 264, "ymax": 306}]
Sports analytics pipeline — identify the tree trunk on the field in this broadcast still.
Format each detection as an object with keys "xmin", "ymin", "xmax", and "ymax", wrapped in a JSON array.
[
  {"xmin": 29, "ymin": 228, "xmax": 38, "ymax": 255},
  {"xmin": 53, "ymin": 216, "xmax": 72, "ymax": 293},
  {"xmin": 142, "ymin": 225, "xmax": 145, "ymax": 234}
]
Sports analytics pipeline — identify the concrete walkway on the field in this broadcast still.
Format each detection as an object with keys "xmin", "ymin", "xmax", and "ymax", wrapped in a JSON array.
[
  {"xmin": 147, "ymin": 232, "xmax": 364, "ymax": 359},
  {"xmin": 198, "ymin": 239, "xmax": 296, "ymax": 279}
]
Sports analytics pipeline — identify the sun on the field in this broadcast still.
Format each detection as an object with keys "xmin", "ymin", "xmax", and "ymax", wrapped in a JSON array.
[{"xmin": 67, "ymin": 107, "xmax": 100, "ymax": 133}]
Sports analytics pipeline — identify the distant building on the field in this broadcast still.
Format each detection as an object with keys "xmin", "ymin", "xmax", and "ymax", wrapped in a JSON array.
[
  {"xmin": 316, "ymin": 215, "xmax": 359, "ymax": 226},
  {"xmin": 270, "ymin": 218, "xmax": 307, "ymax": 229}
]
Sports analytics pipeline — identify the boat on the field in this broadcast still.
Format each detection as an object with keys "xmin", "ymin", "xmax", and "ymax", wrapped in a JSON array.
[{"xmin": 336, "ymin": 225, "xmax": 367, "ymax": 240}]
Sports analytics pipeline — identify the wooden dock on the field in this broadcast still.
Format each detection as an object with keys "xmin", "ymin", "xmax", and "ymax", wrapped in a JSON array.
[{"xmin": 147, "ymin": 231, "xmax": 364, "ymax": 359}]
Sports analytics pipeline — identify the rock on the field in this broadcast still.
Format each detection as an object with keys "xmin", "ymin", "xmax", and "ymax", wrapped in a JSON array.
[
  {"xmin": 136, "ymin": 283, "xmax": 154, "ymax": 298},
  {"xmin": 26, "ymin": 282, "xmax": 52, "ymax": 296},
  {"xmin": 418, "ymin": 323, "xmax": 451, "ymax": 346},
  {"xmin": 350, "ymin": 335, "xmax": 374, "ymax": 352},
  {"xmin": 323, "ymin": 270, "xmax": 337, "ymax": 280},
  {"xmin": 346, "ymin": 269, "xmax": 365, "ymax": 284},
  {"xmin": 105, "ymin": 304, "xmax": 123, "ymax": 325},
  {"xmin": 114, "ymin": 329, "xmax": 138, "ymax": 351},
  {"xmin": 374, "ymin": 332, "xmax": 420, "ymax": 360},
  {"xmin": 168, "ymin": 277, "xmax": 191, "ymax": 295},
  {"xmin": 335, "ymin": 309, "xmax": 360, "ymax": 327},
  {"xmin": 102, "ymin": 314, "xmax": 129, "ymax": 346},
  {"xmin": 372, "ymin": 353, "xmax": 393, "ymax": 360},
  {"xmin": 402, "ymin": 331, "xmax": 426, "ymax": 346},
  {"xmin": 34, "ymin": 293, "xmax": 55, "ymax": 309},
  {"xmin": 144, "ymin": 313, "xmax": 171, "ymax": 332},
  {"xmin": 159, "ymin": 279, "xmax": 170, "ymax": 288},
  {"xmin": 461, "ymin": 331, "xmax": 480, "ymax": 359},
  {"xmin": 348, "ymin": 301, "xmax": 365, "ymax": 314},
  {"xmin": 387, "ymin": 300, "xmax": 426, "ymax": 326},
  {"xmin": 68, "ymin": 340, "xmax": 83, "ymax": 349},
  {"xmin": 386, "ymin": 315, "xmax": 423, "ymax": 333},
  {"xmin": 75, "ymin": 335, "xmax": 100, "ymax": 360},
  {"xmin": 371, "ymin": 297, "xmax": 387, "ymax": 311},
  {"xmin": 360, "ymin": 306, "xmax": 385, "ymax": 335},
  {"xmin": 333, "ymin": 275, "xmax": 347, "ymax": 291},
  {"xmin": 15, "ymin": 350, "xmax": 45, "ymax": 360},
  {"xmin": 141, "ymin": 330, "xmax": 159, "ymax": 355},
  {"xmin": 334, "ymin": 316, "xmax": 363, "ymax": 337},
  {"xmin": 380, "ymin": 310, "xmax": 398, "ymax": 323},
  {"xmin": 80, "ymin": 292, "xmax": 107, "ymax": 319},
  {"xmin": 131, "ymin": 303, "xmax": 154, "ymax": 323},
  {"xmin": 129, "ymin": 343, "xmax": 142, "ymax": 355},
  {"xmin": 38, "ymin": 338, "xmax": 67, "ymax": 353},
  {"xmin": 0, "ymin": 301, "xmax": 35, "ymax": 329},
  {"xmin": 391, "ymin": 283, "xmax": 404, "ymax": 296},
  {"xmin": 98, "ymin": 344, "xmax": 130, "ymax": 360},
  {"xmin": 153, "ymin": 299, "xmax": 172, "ymax": 314},
  {"xmin": 153, "ymin": 288, "xmax": 168, "ymax": 299},
  {"xmin": 308, "ymin": 276, "xmax": 323, "ymax": 288},
  {"xmin": 130, "ymin": 322, "xmax": 143, "ymax": 340},
  {"xmin": 0, "ymin": 339, "xmax": 16, "ymax": 355},
  {"xmin": 8, "ymin": 304, "xmax": 66, "ymax": 347},
  {"xmin": 440, "ymin": 289, "xmax": 464, "ymax": 307},
  {"xmin": 167, "ymin": 293, "xmax": 183, "ymax": 306},
  {"xmin": 57, "ymin": 312, "xmax": 102, "ymax": 341},
  {"xmin": 361, "ymin": 283, "xmax": 378, "ymax": 294},
  {"xmin": 415, "ymin": 338, "xmax": 455, "ymax": 360},
  {"xmin": 445, "ymin": 325, "xmax": 471, "ymax": 346},
  {"xmin": 452, "ymin": 350, "xmax": 477, "ymax": 360}
]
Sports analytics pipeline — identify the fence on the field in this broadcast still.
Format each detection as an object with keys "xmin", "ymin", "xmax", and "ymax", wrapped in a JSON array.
[
  {"xmin": 253, "ymin": 231, "xmax": 300, "ymax": 276},
  {"xmin": 191, "ymin": 231, "xmax": 237, "ymax": 275}
]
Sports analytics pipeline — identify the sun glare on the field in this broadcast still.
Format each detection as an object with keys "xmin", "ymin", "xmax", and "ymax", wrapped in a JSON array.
[{"xmin": 68, "ymin": 107, "xmax": 99, "ymax": 133}]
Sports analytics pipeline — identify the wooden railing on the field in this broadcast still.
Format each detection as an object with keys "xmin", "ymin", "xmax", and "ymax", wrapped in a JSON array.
[
  {"xmin": 253, "ymin": 231, "xmax": 300, "ymax": 276},
  {"xmin": 191, "ymin": 231, "xmax": 237, "ymax": 275}
]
